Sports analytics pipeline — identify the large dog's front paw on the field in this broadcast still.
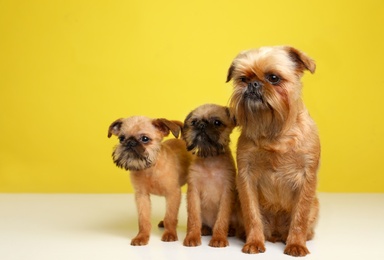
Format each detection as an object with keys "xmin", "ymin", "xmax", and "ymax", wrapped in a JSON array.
[
  {"xmin": 284, "ymin": 244, "xmax": 310, "ymax": 257},
  {"xmin": 161, "ymin": 231, "xmax": 178, "ymax": 242},
  {"xmin": 130, "ymin": 234, "xmax": 149, "ymax": 246},
  {"xmin": 183, "ymin": 233, "xmax": 201, "ymax": 247},
  {"xmin": 242, "ymin": 241, "xmax": 266, "ymax": 254},
  {"xmin": 209, "ymin": 235, "xmax": 229, "ymax": 247}
]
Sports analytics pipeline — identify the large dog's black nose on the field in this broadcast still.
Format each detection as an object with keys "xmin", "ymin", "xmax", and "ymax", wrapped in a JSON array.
[
  {"xmin": 248, "ymin": 80, "xmax": 262, "ymax": 91},
  {"xmin": 246, "ymin": 80, "xmax": 263, "ymax": 101}
]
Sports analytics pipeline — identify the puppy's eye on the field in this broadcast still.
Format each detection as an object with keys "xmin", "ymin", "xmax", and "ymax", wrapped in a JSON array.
[
  {"xmin": 140, "ymin": 136, "xmax": 150, "ymax": 143},
  {"xmin": 118, "ymin": 136, "xmax": 125, "ymax": 143},
  {"xmin": 191, "ymin": 120, "xmax": 197, "ymax": 126},
  {"xmin": 266, "ymin": 74, "xmax": 280, "ymax": 84},
  {"xmin": 214, "ymin": 120, "xmax": 222, "ymax": 126}
]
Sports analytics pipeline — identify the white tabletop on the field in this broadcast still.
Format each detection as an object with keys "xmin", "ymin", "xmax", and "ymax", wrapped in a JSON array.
[{"xmin": 0, "ymin": 193, "xmax": 383, "ymax": 260}]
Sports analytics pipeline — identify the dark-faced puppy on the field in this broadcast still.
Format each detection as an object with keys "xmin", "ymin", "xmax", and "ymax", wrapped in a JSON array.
[
  {"xmin": 108, "ymin": 116, "xmax": 193, "ymax": 246},
  {"xmin": 182, "ymin": 104, "xmax": 238, "ymax": 248},
  {"xmin": 227, "ymin": 46, "xmax": 320, "ymax": 257}
]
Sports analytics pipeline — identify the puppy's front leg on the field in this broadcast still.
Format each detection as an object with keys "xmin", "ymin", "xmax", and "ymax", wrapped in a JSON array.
[
  {"xmin": 237, "ymin": 167, "xmax": 266, "ymax": 254},
  {"xmin": 161, "ymin": 190, "xmax": 181, "ymax": 242},
  {"xmin": 209, "ymin": 189, "xmax": 232, "ymax": 247},
  {"xmin": 284, "ymin": 172, "xmax": 317, "ymax": 257},
  {"xmin": 183, "ymin": 184, "xmax": 202, "ymax": 247},
  {"xmin": 131, "ymin": 192, "xmax": 151, "ymax": 246}
]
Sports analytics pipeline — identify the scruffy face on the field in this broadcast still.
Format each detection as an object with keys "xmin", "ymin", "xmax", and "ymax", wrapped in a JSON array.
[
  {"xmin": 108, "ymin": 116, "xmax": 181, "ymax": 171},
  {"xmin": 182, "ymin": 104, "xmax": 236, "ymax": 157},
  {"xmin": 226, "ymin": 46, "xmax": 315, "ymax": 138}
]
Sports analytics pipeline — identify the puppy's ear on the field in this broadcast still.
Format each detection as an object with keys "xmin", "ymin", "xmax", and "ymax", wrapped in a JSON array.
[
  {"xmin": 181, "ymin": 112, "xmax": 193, "ymax": 139},
  {"xmin": 108, "ymin": 118, "xmax": 123, "ymax": 138},
  {"xmin": 183, "ymin": 112, "xmax": 193, "ymax": 125},
  {"xmin": 152, "ymin": 118, "xmax": 183, "ymax": 138},
  {"xmin": 226, "ymin": 63, "xmax": 235, "ymax": 82},
  {"xmin": 285, "ymin": 46, "xmax": 316, "ymax": 74}
]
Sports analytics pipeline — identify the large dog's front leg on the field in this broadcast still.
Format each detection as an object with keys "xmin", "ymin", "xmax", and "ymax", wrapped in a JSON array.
[
  {"xmin": 284, "ymin": 170, "xmax": 318, "ymax": 257},
  {"xmin": 237, "ymin": 164, "xmax": 266, "ymax": 254}
]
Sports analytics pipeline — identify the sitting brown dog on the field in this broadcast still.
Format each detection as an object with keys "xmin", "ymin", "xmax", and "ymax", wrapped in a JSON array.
[
  {"xmin": 227, "ymin": 46, "xmax": 320, "ymax": 256},
  {"xmin": 182, "ymin": 104, "xmax": 238, "ymax": 248}
]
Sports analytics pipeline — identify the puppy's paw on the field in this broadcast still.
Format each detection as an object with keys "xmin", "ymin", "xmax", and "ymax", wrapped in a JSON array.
[
  {"xmin": 130, "ymin": 234, "xmax": 149, "ymax": 246},
  {"xmin": 183, "ymin": 234, "xmax": 201, "ymax": 247},
  {"xmin": 242, "ymin": 241, "xmax": 266, "ymax": 254},
  {"xmin": 284, "ymin": 244, "xmax": 310, "ymax": 257},
  {"xmin": 209, "ymin": 236, "xmax": 229, "ymax": 247},
  {"xmin": 161, "ymin": 231, "xmax": 178, "ymax": 242},
  {"xmin": 157, "ymin": 220, "xmax": 164, "ymax": 228}
]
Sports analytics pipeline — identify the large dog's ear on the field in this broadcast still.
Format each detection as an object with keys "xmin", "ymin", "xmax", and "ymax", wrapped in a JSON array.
[
  {"xmin": 152, "ymin": 118, "xmax": 183, "ymax": 138},
  {"xmin": 108, "ymin": 118, "xmax": 123, "ymax": 138},
  {"xmin": 226, "ymin": 62, "xmax": 235, "ymax": 83},
  {"xmin": 226, "ymin": 50, "xmax": 248, "ymax": 82},
  {"xmin": 285, "ymin": 46, "xmax": 316, "ymax": 74}
]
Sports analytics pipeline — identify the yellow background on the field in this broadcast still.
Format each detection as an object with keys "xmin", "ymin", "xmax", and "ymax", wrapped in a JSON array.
[{"xmin": 1, "ymin": 0, "xmax": 383, "ymax": 193}]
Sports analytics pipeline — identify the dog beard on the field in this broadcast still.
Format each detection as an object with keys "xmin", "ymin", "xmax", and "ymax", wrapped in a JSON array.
[
  {"xmin": 112, "ymin": 146, "xmax": 154, "ymax": 171},
  {"xmin": 230, "ymin": 84, "xmax": 290, "ymax": 140},
  {"xmin": 187, "ymin": 132, "xmax": 225, "ymax": 158}
]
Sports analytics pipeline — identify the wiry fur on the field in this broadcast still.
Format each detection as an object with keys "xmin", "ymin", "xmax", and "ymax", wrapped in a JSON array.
[
  {"xmin": 108, "ymin": 116, "xmax": 193, "ymax": 246},
  {"xmin": 182, "ymin": 104, "xmax": 238, "ymax": 248},
  {"xmin": 227, "ymin": 46, "xmax": 320, "ymax": 257},
  {"xmin": 112, "ymin": 137, "xmax": 157, "ymax": 171}
]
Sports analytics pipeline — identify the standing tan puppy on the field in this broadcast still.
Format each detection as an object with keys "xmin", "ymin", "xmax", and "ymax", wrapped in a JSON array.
[
  {"xmin": 227, "ymin": 46, "xmax": 320, "ymax": 257},
  {"xmin": 108, "ymin": 116, "xmax": 192, "ymax": 246},
  {"xmin": 182, "ymin": 104, "xmax": 237, "ymax": 248}
]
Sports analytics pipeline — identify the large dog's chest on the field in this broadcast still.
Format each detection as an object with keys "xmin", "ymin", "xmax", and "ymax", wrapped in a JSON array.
[{"xmin": 254, "ymin": 148, "xmax": 307, "ymax": 211}]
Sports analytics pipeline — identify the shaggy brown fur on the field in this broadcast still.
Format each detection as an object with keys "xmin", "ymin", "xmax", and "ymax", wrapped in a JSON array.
[
  {"xmin": 182, "ymin": 104, "xmax": 238, "ymax": 248},
  {"xmin": 108, "ymin": 116, "xmax": 193, "ymax": 245},
  {"xmin": 227, "ymin": 46, "xmax": 320, "ymax": 257}
]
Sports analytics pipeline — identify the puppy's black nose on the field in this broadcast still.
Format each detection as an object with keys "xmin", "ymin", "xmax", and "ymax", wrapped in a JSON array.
[
  {"xmin": 126, "ymin": 139, "xmax": 138, "ymax": 148},
  {"xmin": 198, "ymin": 122, "xmax": 206, "ymax": 130},
  {"xmin": 248, "ymin": 81, "xmax": 262, "ymax": 90}
]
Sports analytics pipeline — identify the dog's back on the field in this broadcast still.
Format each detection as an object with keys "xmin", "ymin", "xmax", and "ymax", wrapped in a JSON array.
[{"xmin": 163, "ymin": 138, "xmax": 193, "ymax": 186}]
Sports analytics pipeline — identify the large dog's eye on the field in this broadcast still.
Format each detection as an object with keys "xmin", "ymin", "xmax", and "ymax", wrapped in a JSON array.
[
  {"xmin": 266, "ymin": 74, "xmax": 280, "ymax": 84},
  {"xmin": 239, "ymin": 76, "xmax": 247, "ymax": 83},
  {"xmin": 140, "ymin": 136, "xmax": 150, "ymax": 143},
  {"xmin": 118, "ymin": 136, "xmax": 125, "ymax": 143},
  {"xmin": 214, "ymin": 120, "xmax": 222, "ymax": 126}
]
